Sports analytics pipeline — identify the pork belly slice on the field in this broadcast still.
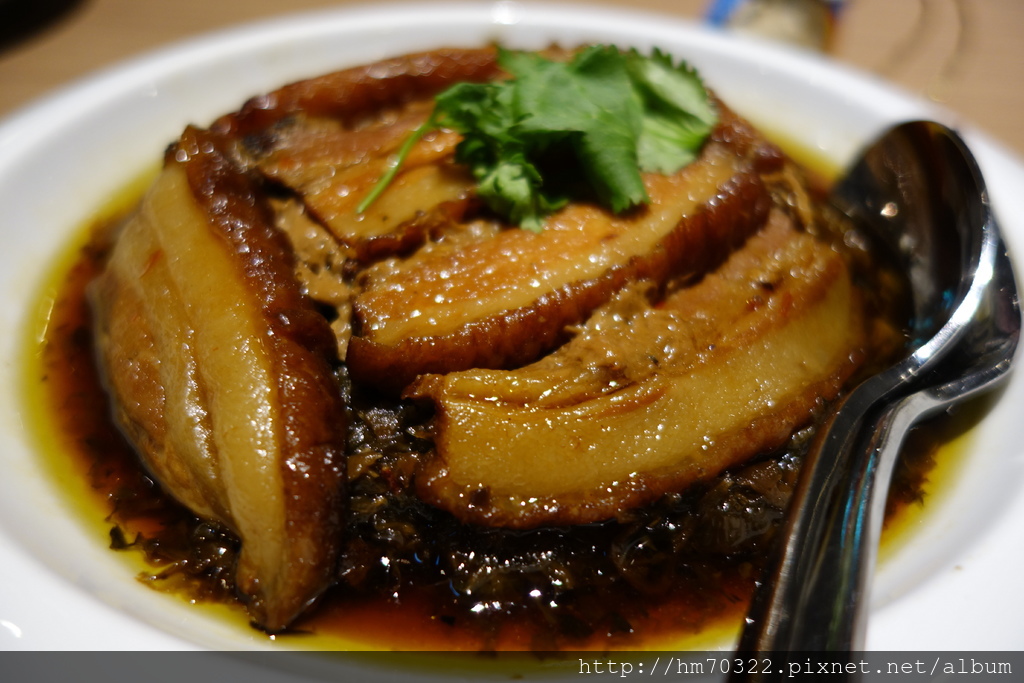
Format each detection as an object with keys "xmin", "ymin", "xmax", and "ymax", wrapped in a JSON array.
[
  {"xmin": 254, "ymin": 104, "xmax": 475, "ymax": 262},
  {"xmin": 210, "ymin": 47, "xmax": 500, "ymax": 265},
  {"xmin": 90, "ymin": 127, "xmax": 347, "ymax": 632},
  {"xmin": 406, "ymin": 211, "xmax": 865, "ymax": 528},
  {"xmin": 347, "ymin": 120, "xmax": 776, "ymax": 395}
]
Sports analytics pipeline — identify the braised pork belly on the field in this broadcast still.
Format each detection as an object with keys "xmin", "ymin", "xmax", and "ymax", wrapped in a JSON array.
[
  {"xmin": 408, "ymin": 210, "xmax": 863, "ymax": 527},
  {"xmin": 85, "ymin": 46, "xmax": 899, "ymax": 635},
  {"xmin": 348, "ymin": 115, "xmax": 775, "ymax": 393},
  {"xmin": 90, "ymin": 126, "xmax": 348, "ymax": 633}
]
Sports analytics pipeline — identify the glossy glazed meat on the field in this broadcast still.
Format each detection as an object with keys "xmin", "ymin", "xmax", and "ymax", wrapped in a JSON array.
[
  {"xmin": 89, "ymin": 47, "xmax": 501, "ymax": 632},
  {"xmin": 346, "ymin": 110, "xmax": 778, "ymax": 394},
  {"xmin": 91, "ymin": 128, "xmax": 346, "ymax": 632},
  {"xmin": 407, "ymin": 209, "xmax": 865, "ymax": 527},
  {"xmin": 87, "ymin": 45, "xmax": 877, "ymax": 632}
]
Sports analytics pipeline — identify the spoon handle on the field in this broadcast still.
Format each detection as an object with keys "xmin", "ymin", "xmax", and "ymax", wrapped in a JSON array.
[
  {"xmin": 731, "ymin": 382, "xmax": 896, "ymax": 657},
  {"xmin": 730, "ymin": 381, "xmax": 989, "ymax": 677},
  {"xmin": 729, "ymin": 369, "xmax": 959, "ymax": 668},
  {"xmin": 730, "ymin": 239, "xmax": 1018, "ymax": 670}
]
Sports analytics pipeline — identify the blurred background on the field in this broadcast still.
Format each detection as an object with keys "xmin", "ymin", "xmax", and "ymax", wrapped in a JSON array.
[{"xmin": 0, "ymin": 0, "xmax": 1021, "ymax": 155}]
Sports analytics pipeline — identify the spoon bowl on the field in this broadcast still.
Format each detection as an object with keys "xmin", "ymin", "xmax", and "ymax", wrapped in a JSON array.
[{"xmin": 731, "ymin": 121, "xmax": 1020, "ymax": 660}]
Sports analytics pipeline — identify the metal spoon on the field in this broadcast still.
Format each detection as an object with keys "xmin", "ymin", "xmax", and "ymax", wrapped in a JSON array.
[{"xmin": 730, "ymin": 121, "xmax": 1020, "ymax": 661}]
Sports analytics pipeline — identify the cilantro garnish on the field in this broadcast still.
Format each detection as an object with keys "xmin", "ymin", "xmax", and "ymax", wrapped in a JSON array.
[{"xmin": 357, "ymin": 45, "xmax": 718, "ymax": 232}]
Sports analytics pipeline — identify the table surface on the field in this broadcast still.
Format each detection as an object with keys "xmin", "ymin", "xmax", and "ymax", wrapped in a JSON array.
[{"xmin": 1, "ymin": 0, "xmax": 1022, "ymax": 157}]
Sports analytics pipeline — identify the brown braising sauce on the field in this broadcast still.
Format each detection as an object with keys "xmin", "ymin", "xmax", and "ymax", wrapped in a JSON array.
[{"xmin": 29, "ymin": 176, "xmax": 959, "ymax": 651}]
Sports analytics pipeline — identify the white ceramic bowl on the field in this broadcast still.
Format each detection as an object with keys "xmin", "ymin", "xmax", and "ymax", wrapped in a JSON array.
[{"xmin": 1, "ymin": 1, "xmax": 1023, "ymax": 660}]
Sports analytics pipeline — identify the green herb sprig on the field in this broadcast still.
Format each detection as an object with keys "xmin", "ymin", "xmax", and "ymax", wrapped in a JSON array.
[{"xmin": 357, "ymin": 45, "xmax": 718, "ymax": 232}]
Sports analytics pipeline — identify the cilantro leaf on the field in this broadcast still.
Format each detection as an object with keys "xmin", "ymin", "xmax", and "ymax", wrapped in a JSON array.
[
  {"xmin": 627, "ymin": 48, "xmax": 719, "ymax": 174},
  {"xmin": 503, "ymin": 45, "xmax": 648, "ymax": 214},
  {"xmin": 433, "ymin": 76, "xmax": 566, "ymax": 232},
  {"xmin": 358, "ymin": 45, "xmax": 718, "ymax": 231}
]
